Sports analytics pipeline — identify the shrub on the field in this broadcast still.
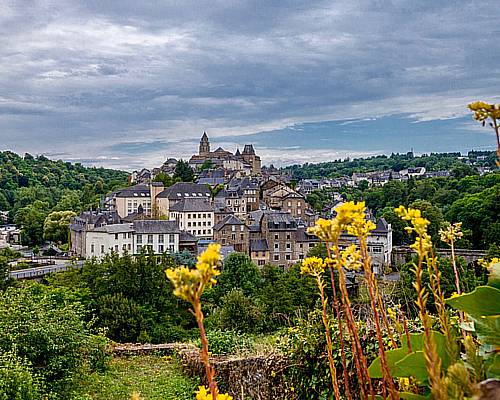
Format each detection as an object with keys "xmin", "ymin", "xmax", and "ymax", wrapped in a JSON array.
[
  {"xmin": 0, "ymin": 351, "xmax": 40, "ymax": 400},
  {"xmin": 196, "ymin": 330, "xmax": 254, "ymax": 356}
]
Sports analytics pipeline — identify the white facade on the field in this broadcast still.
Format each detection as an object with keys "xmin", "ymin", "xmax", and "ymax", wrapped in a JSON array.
[
  {"xmin": 85, "ymin": 224, "xmax": 134, "ymax": 257},
  {"xmin": 82, "ymin": 222, "xmax": 181, "ymax": 258},
  {"xmin": 170, "ymin": 210, "xmax": 214, "ymax": 239}
]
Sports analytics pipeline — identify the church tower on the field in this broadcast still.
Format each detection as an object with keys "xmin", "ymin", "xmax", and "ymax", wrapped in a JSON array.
[{"xmin": 199, "ymin": 132, "xmax": 210, "ymax": 156}]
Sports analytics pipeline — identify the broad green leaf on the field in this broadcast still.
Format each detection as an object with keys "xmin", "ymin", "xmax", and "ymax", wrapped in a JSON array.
[
  {"xmin": 486, "ymin": 353, "xmax": 500, "ymax": 379},
  {"xmin": 368, "ymin": 348, "xmax": 408, "ymax": 378},
  {"xmin": 395, "ymin": 351, "xmax": 429, "ymax": 382},
  {"xmin": 446, "ymin": 286, "xmax": 500, "ymax": 317}
]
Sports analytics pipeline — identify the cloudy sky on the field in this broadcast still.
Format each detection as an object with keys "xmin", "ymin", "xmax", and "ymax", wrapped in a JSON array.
[{"xmin": 1, "ymin": 0, "xmax": 499, "ymax": 171}]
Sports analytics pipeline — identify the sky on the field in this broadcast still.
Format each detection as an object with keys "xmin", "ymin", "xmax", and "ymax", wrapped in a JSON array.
[{"xmin": 0, "ymin": 0, "xmax": 499, "ymax": 171}]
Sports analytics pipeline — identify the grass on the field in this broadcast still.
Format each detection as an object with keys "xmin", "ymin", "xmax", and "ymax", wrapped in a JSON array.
[{"xmin": 75, "ymin": 354, "xmax": 199, "ymax": 400}]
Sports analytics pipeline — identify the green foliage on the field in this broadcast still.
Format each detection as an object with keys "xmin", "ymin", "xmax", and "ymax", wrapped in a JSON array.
[
  {"xmin": 209, "ymin": 288, "xmax": 263, "ymax": 333},
  {"xmin": 197, "ymin": 330, "xmax": 254, "ymax": 355},
  {"xmin": 0, "ymin": 284, "xmax": 110, "ymax": 397},
  {"xmin": 173, "ymin": 160, "xmax": 195, "ymax": 182},
  {"xmin": 280, "ymin": 310, "xmax": 382, "ymax": 399},
  {"xmin": 0, "ymin": 151, "xmax": 128, "ymax": 245},
  {"xmin": 200, "ymin": 159, "xmax": 214, "ymax": 171},
  {"xmin": 213, "ymin": 252, "xmax": 263, "ymax": 298},
  {"xmin": 43, "ymin": 210, "xmax": 76, "ymax": 243},
  {"xmin": 153, "ymin": 172, "xmax": 180, "ymax": 188},
  {"xmin": 0, "ymin": 351, "xmax": 40, "ymax": 400},
  {"xmin": 77, "ymin": 252, "xmax": 193, "ymax": 343},
  {"xmin": 14, "ymin": 200, "xmax": 49, "ymax": 245},
  {"xmin": 0, "ymin": 257, "xmax": 10, "ymax": 291},
  {"xmin": 399, "ymin": 256, "xmax": 481, "ymax": 314},
  {"xmin": 75, "ymin": 355, "xmax": 198, "ymax": 400}
]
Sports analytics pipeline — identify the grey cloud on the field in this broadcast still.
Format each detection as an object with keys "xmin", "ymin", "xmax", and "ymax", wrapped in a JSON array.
[{"xmin": 0, "ymin": 1, "xmax": 499, "ymax": 169}]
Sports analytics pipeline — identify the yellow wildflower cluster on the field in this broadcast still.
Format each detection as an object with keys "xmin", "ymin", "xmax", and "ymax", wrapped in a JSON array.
[
  {"xmin": 478, "ymin": 257, "xmax": 500, "ymax": 270},
  {"xmin": 468, "ymin": 101, "xmax": 500, "ymax": 121},
  {"xmin": 166, "ymin": 243, "xmax": 222, "ymax": 305},
  {"xmin": 439, "ymin": 222, "xmax": 463, "ymax": 245},
  {"xmin": 307, "ymin": 218, "xmax": 341, "ymax": 242},
  {"xmin": 307, "ymin": 201, "xmax": 373, "ymax": 241},
  {"xmin": 300, "ymin": 256, "xmax": 326, "ymax": 277},
  {"xmin": 195, "ymin": 386, "xmax": 233, "ymax": 400},
  {"xmin": 394, "ymin": 206, "xmax": 432, "ymax": 257},
  {"xmin": 339, "ymin": 244, "xmax": 363, "ymax": 271}
]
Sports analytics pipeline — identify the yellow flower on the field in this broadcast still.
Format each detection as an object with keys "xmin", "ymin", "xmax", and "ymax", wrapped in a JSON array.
[
  {"xmin": 300, "ymin": 256, "xmax": 326, "ymax": 277},
  {"xmin": 395, "ymin": 206, "xmax": 432, "ymax": 257},
  {"xmin": 339, "ymin": 244, "xmax": 363, "ymax": 271},
  {"xmin": 307, "ymin": 218, "xmax": 342, "ymax": 242},
  {"xmin": 196, "ymin": 386, "xmax": 233, "ymax": 400},
  {"xmin": 166, "ymin": 244, "xmax": 222, "ymax": 306},
  {"xmin": 439, "ymin": 222, "xmax": 463, "ymax": 245}
]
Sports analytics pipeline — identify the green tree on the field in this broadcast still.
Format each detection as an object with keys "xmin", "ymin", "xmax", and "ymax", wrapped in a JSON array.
[
  {"xmin": 153, "ymin": 172, "xmax": 178, "ymax": 188},
  {"xmin": 409, "ymin": 200, "xmax": 444, "ymax": 244},
  {"xmin": 199, "ymin": 159, "xmax": 214, "ymax": 171},
  {"xmin": 53, "ymin": 191, "xmax": 82, "ymax": 212},
  {"xmin": 173, "ymin": 160, "xmax": 195, "ymax": 182},
  {"xmin": 213, "ymin": 252, "xmax": 262, "ymax": 299},
  {"xmin": 209, "ymin": 288, "xmax": 263, "ymax": 333},
  {"xmin": 43, "ymin": 210, "xmax": 76, "ymax": 243},
  {"xmin": 14, "ymin": 200, "xmax": 49, "ymax": 245},
  {"xmin": 0, "ymin": 256, "xmax": 10, "ymax": 291}
]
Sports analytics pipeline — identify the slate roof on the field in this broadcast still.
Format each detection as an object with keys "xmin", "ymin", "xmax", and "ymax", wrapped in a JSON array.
[
  {"xmin": 93, "ymin": 223, "xmax": 135, "ymax": 233},
  {"xmin": 169, "ymin": 198, "xmax": 215, "ymax": 213},
  {"xmin": 179, "ymin": 230, "xmax": 198, "ymax": 243},
  {"xmin": 113, "ymin": 184, "xmax": 151, "ymax": 198},
  {"xmin": 265, "ymin": 212, "xmax": 297, "ymax": 230},
  {"xmin": 213, "ymin": 214, "xmax": 245, "ymax": 231},
  {"xmin": 250, "ymin": 238, "xmax": 269, "ymax": 252},
  {"xmin": 157, "ymin": 182, "xmax": 210, "ymax": 199},
  {"xmin": 296, "ymin": 227, "xmax": 319, "ymax": 242},
  {"xmin": 372, "ymin": 218, "xmax": 390, "ymax": 233},
  {"xmin": 132, "ymin": 220, "xmax": 182, "ymax": 234}
]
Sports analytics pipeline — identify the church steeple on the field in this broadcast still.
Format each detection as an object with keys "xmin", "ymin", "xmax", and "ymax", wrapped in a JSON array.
[{"xmin": 199, "ymin": 131, "xmax": 210, "ymax": 156}]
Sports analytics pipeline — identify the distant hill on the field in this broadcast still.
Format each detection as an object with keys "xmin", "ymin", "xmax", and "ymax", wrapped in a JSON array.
[
  {"xmin": 281, "ymin": 151, "xmax": 497, "ymax": 180},
  {"xmin": 0, "ymin": 151, "xmax": 129, "ymax": 215}
]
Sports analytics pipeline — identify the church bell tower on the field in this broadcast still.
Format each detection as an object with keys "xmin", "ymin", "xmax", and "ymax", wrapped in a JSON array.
[{"xmin": 199, "ymin": 131, "xmax": 210, "ymax": 156}]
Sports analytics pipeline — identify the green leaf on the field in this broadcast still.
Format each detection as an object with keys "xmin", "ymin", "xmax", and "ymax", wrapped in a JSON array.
[
  {"xmin": 395, "ymin": 351, "xmax": 429, "ymax": 383},
  {"xmin": 446, "ymin": 286, "xmax": 500, "ymax": 317},
  {"xmin": 368, "ymin": 348, "xmax": 409, "ymax": 378},
  {"xmin": 485, "ymin": 353, "xmax": 500, "ymax": 379}
]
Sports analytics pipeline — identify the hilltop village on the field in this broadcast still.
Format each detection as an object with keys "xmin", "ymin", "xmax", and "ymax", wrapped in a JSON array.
[{"xmin": 68, "ymin": 133, "xmax": 393, "ymax": 274}]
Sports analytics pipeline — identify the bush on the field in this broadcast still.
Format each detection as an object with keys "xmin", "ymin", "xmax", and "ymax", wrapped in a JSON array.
[
  {"xmin": 208, "ymin": 288, "xmax": 263, "ymax": 333},
  {"xmin": 196, "ymin": 330, "xmax": 254, "ymax": 356},
  {"xmin": 0, "ymin": 351, "xmax": 40, "ymax": 400},
  {"xmin": 0, "ymin": 284, "xmax": 110, "ymax": 397}
]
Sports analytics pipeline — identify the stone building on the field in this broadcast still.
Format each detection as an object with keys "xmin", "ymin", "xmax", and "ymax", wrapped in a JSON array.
[
  {"xmin": 213, "ymin": 215, "xmax": 250, "ymax": 253},
  {"xmin": 169, "ymin": 198, "xmax": 215, "ymax": 239}
]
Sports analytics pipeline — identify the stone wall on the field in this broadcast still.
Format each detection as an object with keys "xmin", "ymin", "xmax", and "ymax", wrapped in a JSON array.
[{"xmin": 112, "ymin": 343, "xmax": 290, "ymax": 400}]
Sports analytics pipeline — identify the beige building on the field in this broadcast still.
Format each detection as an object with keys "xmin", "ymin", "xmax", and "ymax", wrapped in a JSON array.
[{"xmin": 265, "ymin": 186, "xmax": 306, "ymax": 218}]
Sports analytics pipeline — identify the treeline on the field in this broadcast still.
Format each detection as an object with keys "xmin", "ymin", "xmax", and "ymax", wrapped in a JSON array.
[
  {"xmin": 283, "ymin": 151, "xmax": 496, "ymax": 179},
  {"xmin": 0, "ymin": 151, "xmax": 129, "ymax": 244},
  {"xmin": 308, "ymin": 172, "xmax": 500, "ymax": 249}
]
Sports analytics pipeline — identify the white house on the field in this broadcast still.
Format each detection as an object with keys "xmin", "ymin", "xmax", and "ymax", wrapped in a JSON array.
[{"xmin": 169, "ymin": 198, "xmax": 215, "ymax": 239}]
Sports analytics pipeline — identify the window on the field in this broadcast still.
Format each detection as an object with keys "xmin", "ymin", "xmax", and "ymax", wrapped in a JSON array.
[
  {"xmin": 148, "ymin": 235, "xmax": 153, "ymax": 244},
  {"xmin": 188, "ymin": 213, "xmax": 191, "ymax": 218},
  {"xmin": 159, "ymin": 234, "xmax": 164, "ymax": 243},
  {"xmin": 136, "ymin": 235, "xmax": 142, "ymax": 244},
  {"xmin": 169, "ymin": 244, "xmax": 175, "ymax": 253},
  {"xmin": 115, "ymin": 233, "xmax": 119, "ymax": 240},
  {"xmin": 286, "ymin": 242, "xmax": 292, "ymax": 250},
  {"xmin": 286, "ymin": 234, "xmax": 291, "ymax": 240},
  {"xmin": 128, "ymin": 232, "xmax": 131, "ymax": 238},
  {"xmin": 258, "ymin": 260, "xmax": 265, "ymax": 266},
  {"xmin": 273, "ymin": 254, "xmax": 280, "ymax": 261},
  {"xmin": 274, "ymin": 234, "xmax": 279, "ymax": 240},
  {"xmin": 128, "ymin": 244, "xmax": 131, "ymax": 251},
  {"xmin": 298, "ymin": 209, "xmax": 302, "ymax": 215},
  {"xmin": 231, "ymin": 233, "xmax": 236, "ymax": 240},
  {"xmin": 158, "ymin": 245, "xmax": 164, "ymax": 253},
  {"xmin": 188, "ymin": 222, "xmax": 191, "ymax": 227},
  {"xmin": 203, "ymin": 213, "xmax": 206, "ymax": 218},
  {"xmin": 91, "ymin": 244, "xmax": 95, "ymax": 253},
  {"xmin": 372, "ymin": 247, "xmax": 382, "ymax": 254},
  {"xmin": 137, "ymin": 245, "xmax": 142, "ymax": 252},
  {"xmin": 232, "ymin": 225, "xmax": 236, "ymax": 232},
  {"xmin": 101, "ymin": 245, "xmax": 105, "ymax": 253},
  {"xmin": 123, "ymin": 233, "xmax": 127, "ymax": 239},
  {"xmin": 169, "ymin": 234, "xmax": 175, "ymax": 243},
  {"xmin": 122, "ymin": 244, "xmax": 127, "ymax": 250},
  {"xmin": 274, "ymin": 243, "xmax": 279, "ymax": 250},
  {"xmin": 288, "ymin": 201, "xmax": 292, "ymax": 207},
  {"xmin": 240, "ymin": 225, "xmax": 244, "ymax": 231},
  {"xmin": 285, "ymin": 254, "xmax": 291, "ymax": 260},
  {"xmin": 240, "ymin": 234, "xmax": 244, "ymax": 240}
]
